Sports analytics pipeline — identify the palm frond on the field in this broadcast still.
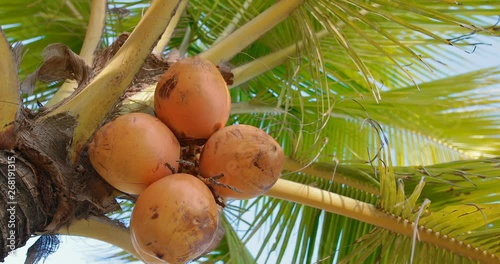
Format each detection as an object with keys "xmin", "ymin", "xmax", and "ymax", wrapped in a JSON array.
[
  {"xmin": 232, "ymin": 176, "xmax": 379, "ymax": 263},
  {"xmin": 342, "ymin": 200, "xmax": 500, "ymax": 263},
  {"xmin": 289, "ymin": 157, "xmax": 500, "ymax": 209},
  {"xmin": 328, "ymin": 136, "xmax": 500, "ymax": 263}
]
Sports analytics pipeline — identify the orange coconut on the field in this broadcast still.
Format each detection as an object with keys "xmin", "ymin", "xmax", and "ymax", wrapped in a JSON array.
[
  {"xmin": 88, "ymin": 113, "xmax": 180, "ymax": 195},
  {"xmin": 154, "ymin": 56, "xmax": 231, "ymax": 142},
  {"xmin": 199, "ymin": 124, "xmax": 284, "ymax": 199},
  {"xmin": 130, "ymin": 174, "xmax": 219, "ymax": 263}
]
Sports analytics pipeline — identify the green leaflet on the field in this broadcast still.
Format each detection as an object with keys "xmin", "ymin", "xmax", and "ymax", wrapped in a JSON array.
[{"xmin": 340, "ymin": 150, "xmax": 500, "ymax": 263}]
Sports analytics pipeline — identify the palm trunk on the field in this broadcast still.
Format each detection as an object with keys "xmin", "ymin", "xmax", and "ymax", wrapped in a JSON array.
[
  {"xmin": 0, "ymin": 150, "xmax": 46, "ymax": 260},
  {"xmin": 0, "ymin": 112, "xmax": 119, "ymax": 261}
]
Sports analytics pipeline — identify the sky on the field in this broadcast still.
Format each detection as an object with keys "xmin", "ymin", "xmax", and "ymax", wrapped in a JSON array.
[{"xmin": 4, "ymin": 13, "xmax": 500, "ymax": 264}]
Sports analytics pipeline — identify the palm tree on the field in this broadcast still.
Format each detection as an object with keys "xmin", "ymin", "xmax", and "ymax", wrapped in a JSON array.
[{"xmin": 1, "ymin": 0, "xmax": 499, "ymax": 263}]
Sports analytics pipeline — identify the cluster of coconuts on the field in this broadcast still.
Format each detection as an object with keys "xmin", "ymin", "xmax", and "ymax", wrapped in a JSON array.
[{"xmin": 87, "ymin": 56, "xmax": 284, "ymax": 264}]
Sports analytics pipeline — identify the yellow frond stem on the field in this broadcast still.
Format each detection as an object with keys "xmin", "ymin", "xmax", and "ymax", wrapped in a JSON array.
[
  {"xmin": 59, "ymin": 217, "xmax": 138, "ymax": 259},
  {"xmin": 213, "ymin": 0, "xmax": 254, "ymax": 44},
  {"xmin": 43, "ymin": 0, "xmax": 182, "ymax": 162},
  {"xmin": 0, "ymin": 28, "xmax": 20, "ymax": 144},
  {"xmin": 200, "ymin": 0, "xmax": 305, "ymax": 65},
  {"xmin": 231, "ymin": 30, "xmax": 329, "ymax": 88},
  {"xmin": 153, "ymin": 0, "xmax": 188, "ymax": 55},
  {"xmin": 267, "ymin": 179, "xmax": 499, "ymax": 263},
  {"xmin": 46, "ymin": 0, "xmax": 107, "ymax": 107}
]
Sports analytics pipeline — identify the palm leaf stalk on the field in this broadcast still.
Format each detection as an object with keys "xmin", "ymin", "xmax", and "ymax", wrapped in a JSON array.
[
  {"xmin": 152, "ymin": 0, "xmax": 188, "ymax": 55},
  {"xmin": 0, "ymin": 28, "xmax": 20, "ymax": 149},
  {"xmin": 213, "ymin": 0, "xmax": 254, "ymax": 44},
  {"xmin": 199, "ymin": 0, "xmax": 305, "ymax": 64},
  {"xmin": 45, "ymin": 0, "xmax": 107, "ymax": 106},
  {"xmin": 267, "ymin": 178, "xmax": 500, "ymax": 263},
  {"xmin": 230, "ymin": 29, "xmax": 329, "ymax": 88},
  {"xmin": 59, "ymin": 217, "xmax": 139, "ymax": 259},
  {"xmin": 41, "ymin": 0, "xmax": 183, "ymax": 162}
]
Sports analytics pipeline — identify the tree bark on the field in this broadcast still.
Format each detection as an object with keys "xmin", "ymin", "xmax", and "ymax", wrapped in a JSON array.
[
  {"xmin": 0, "ymin": 150, "xmax": 47, "ymax": 261},
  {"xmin": 0, "ymin": 111, "xmax": 119, "ymax": 262}
]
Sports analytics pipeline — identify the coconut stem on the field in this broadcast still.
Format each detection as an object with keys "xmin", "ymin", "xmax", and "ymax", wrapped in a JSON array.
[
  {"xmin": 0, "ymin": 28, "xmax": 20, "ymax": 149},
  {"xmin": 199, "ymin": 0, "xmax": 305, "ymax": 64},
  {"xmin": 229, "ymin": 6, "xmax": 375, "ymax": 88},
  {"xmin": 46, "ymin": 0, "xmax": 107, "ymax": 107},
  {"xmin": 178, "ymin": 25, "xmax": 192, "ymax": 57},
  {"xmin": 266, "ymin": 178, "xmax": 497, "ymax": 263},
  {"xmin": 58, "ymin": 216, "xmax": 139, "ymax": 259},
  {"xmin": 230, "ymin": 30, "xmax": 329, "ymax": 88},
  {"xmin": 65, "ymin": 0, "xmax": 83, "ymax": 20},
  {"xmin": 267, "ymin": 179, "xmax": 382, "ymax": 223},
  {"xmin": 213, "ymin": 0, "xmax": 254, "ymax": 44},
  {"xmin": 153, "ymin": 0, "xmax": 188, "ymax": 55},
  {"xmin": 43, "ymin": 0, "xmax": 183, "ymax": 162}
]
